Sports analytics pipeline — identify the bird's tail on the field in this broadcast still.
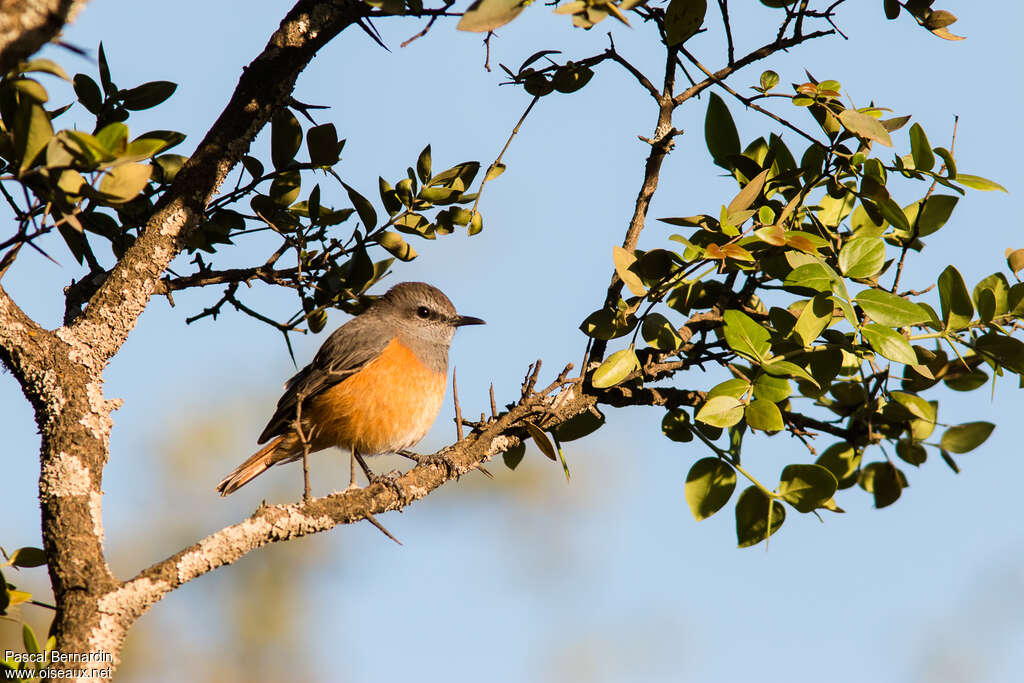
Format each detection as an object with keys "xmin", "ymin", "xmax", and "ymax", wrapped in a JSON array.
[{"xmin": 216, "ymin": 436, "xmax": 291, "ymax": 496}]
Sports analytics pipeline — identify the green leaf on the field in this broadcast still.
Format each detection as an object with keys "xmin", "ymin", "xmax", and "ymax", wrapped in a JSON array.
[
  {"xmin": 99, "ymin": 162, "xmax": 152, "ymax": 203},
  {"xmin": 905, "ymin": 194, "xmax": 958, "ymax": 237},
  {"xmin": 119, "ymin": 80, "xmax": 176, "ymax": 110},
  {"xmin": 975, "ymin": 333, "xmax": 1024, "ymax": 374},
  {"xmin": 612, "ymin": 246, "xmax": 647, "ymax": 296},
  {"xmin": 839, "ymin": 236, "xmax": 886, "ymax": 279},
  {"xmin": 858, "ymin": 462, "xmax": 905, "ymax": 508},
  {"xmin": 745, "ymin": 399, "xmax": 783, "ymax": 431},
  {"xmin": 661, "ymin": 408, "xmax": 693, "ymax": 442},
  {"xmin": 777, "ymin": 464, "xmax": 838, "ymax": 513},
  {"xmin": 502, "ymin": 442, "xmax": 525, "ymax": 470},
  {"xmin": 376, "ymin": 231, "xmax": 416, "ymax": 261},
  {"xmin": 753, "ymin": 373, "xmax": 790, "ymax": 402},
  {"xmin": 940, "ymin": 421, "xmax": 994, "ymax": 454},
  {"xmin": 815, "ymin": 441, "xmax": 861, "ymax": 488},
  {"xmin": 685, "ymin": 457, "xmax": 736, "ymax": 521},
  {"xmin": 416, "ymin": 144, "xmax": 431, "ymax": 183},
  {"xmin": 14, "ymin": 100, "xmax": 52, "ymax": 173},
  {"xmin": 722, "ymin": 309, "xmax": 770, "ymax": 361},
  {"xmin": 838, "ymin": 109, "xmax": 893, "ymax": 147},
  {"xmin": 269, "ymin": 169, "xmax": 301, "ymax": 206},
  {"xmin": 791, "ymin": 294, "xmax": 832, "ymax": 346},
  {"xmin": 271, "ymin": 108, "xmax": 302, "ymax": 170},
  {"xmin": 484, "ymin": 162, "xmax": 506, "ymax": 181},
  {"xmin": 972, "ymin": 273, "xmax": 1009, "ymax": 322},
  {"xmin": 784, "ymin": 262, "xmax": 839, "ymax": 295},
  {"xmin": 307, "ymin": 123, "xmax": 339, "ymax": 167},
  {"xmin": 908, "ymin": 123, "xmax": 934, "ymax": 172},
  {"xmin": 727, "ymin": 168, "xmax": 770, "ymax": 214},
  {"xmin": 641, "ymin": 312, "xmax": 682, "ymax": 350},
  {"xmin": 342, "ymin": 182, "xmax": 377, "ymax": 231},
  {"xmin": 705, "ymin": 92, "xmax": 740, "ymax": 168},
  {"xmin": 955, "ymin": 173, "xmax": 1007, "ymax": 192},
  {"xmin": 523, "ymin": 420, "xmax": 557, "ymax": 461},
  {"xmin": 6, "ymin": 547, "xmax": 46, "ymax": 568},
  {"xmin": 591, "ymin": 347, "xmax": 640, "ymax": 388},
  {"xmin": 73, "ymin": 73, "xmax": 103, "ymax": 114},
  {"xmin": 554, "ymin": 408, "xmax": 605, "ymax": 442},
  {"xmin": 937, "ymin": 265, "xmax": 974, "ymax": 330},
  {"xmin": 762, "ymin": 359, "xmax": 820, "ymax": 387},
  {"xmin": 457, "ymin": 0, "xmax": 525, "ymax": 31},
  {"xmin": 665, "ymin": 0, "xmax": 707, "ymax": 45},
  {"xmin": 854, "ymin": 289, "xmax": 931, "ymax": 327},
  {"xmin": 579, "ymin": 307, "xmax": 636, "ymax": 340},
  {"xmin": 896, "ymin": 439, "xmax": 927, "ymax": 466},
  {"xmin": 760, "ymin": 70, "xmax": 780, "ymax": 91},
  {"xmin": 861, "ymin": 323, "xmax": 917, "ymax": 365},
  {"xmin": 696, "ymin": 395, "xmax": 745, "ymax": 428},
  {"xmin": 735, "ymin": 486, "xmax": 786, "ymax": 548},
  {"xmin": 888, "ymin": 391, "xmax": 937, "ymax": 440},
  {"xmin": 22, "ymin": 624, "xmax": 39, "ymax": 656}
]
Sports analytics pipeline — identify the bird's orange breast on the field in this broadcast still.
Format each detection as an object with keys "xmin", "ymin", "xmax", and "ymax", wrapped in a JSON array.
[{"xmin": 305, "ymin": 337, "xmax": 447, "ymax": 455}]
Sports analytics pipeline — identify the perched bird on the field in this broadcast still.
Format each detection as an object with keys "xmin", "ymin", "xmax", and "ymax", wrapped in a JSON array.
[{"xmin": 216, "ymin": 281, "xmax": 484, "ymax": 496}]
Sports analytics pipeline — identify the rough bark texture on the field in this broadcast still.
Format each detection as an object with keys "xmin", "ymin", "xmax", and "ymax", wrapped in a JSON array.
[{"xmin": 0, "ymin": 0, "xmax": 90, "ymax": 74}]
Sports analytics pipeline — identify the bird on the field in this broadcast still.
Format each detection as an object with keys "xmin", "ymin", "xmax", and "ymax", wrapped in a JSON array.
[{"xmin": 216, "ymin": 281, "xmax": 484, "ymax": 497}]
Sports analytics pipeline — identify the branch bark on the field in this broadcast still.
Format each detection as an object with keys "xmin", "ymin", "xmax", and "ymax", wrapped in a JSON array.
[{"xmin": 0, "ymin": 0, "xmax": 91, "ymax": 74}]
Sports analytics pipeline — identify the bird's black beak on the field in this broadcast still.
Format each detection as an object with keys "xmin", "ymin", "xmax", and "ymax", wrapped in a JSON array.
[{"xmin": 454, "ymin": 315, "xmax": 486, "ymax": 327}]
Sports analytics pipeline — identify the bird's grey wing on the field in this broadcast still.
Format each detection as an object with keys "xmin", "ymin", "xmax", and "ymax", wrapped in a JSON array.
[{"xmin": 256, "ymin": 317, "xmax": 391, "ymax": 443}]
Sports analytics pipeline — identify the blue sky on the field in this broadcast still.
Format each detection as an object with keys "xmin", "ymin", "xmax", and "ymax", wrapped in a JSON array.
[{"xmin": 2, "ymin": 1, "xmax": 1022, "ymax": 681}]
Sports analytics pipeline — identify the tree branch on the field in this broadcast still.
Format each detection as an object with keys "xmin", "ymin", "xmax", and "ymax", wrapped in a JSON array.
[
  {"xmin": 67, "ymin": 0, "xmax": 371, "ymax": 365},
  {"xmin": 0, "ymin": 0, "xmax": 91, "ymax": 74}
]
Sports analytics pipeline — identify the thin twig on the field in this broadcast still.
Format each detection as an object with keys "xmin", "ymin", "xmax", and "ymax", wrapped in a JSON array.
[
  {"xmin": 453, "ymin": 366, "xmax": 464, "ymax": 441},
  {"xmin": 471, "ymin": 94, "xmax": 541, "ymax": 217},
  {"xmin": 363, "ymin": 511, "xmax": 402, "ymax": 545}
]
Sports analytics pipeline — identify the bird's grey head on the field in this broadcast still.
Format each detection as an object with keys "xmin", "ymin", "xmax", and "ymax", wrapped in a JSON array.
[{"xmin": 372, "ymin": 282, "xmax": 484, "ymax": 348}]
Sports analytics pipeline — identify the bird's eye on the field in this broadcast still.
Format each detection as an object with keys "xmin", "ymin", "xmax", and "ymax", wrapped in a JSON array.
[{"xmin": 416, "ymin": 306, "xmax": 431, "ymax": 319}]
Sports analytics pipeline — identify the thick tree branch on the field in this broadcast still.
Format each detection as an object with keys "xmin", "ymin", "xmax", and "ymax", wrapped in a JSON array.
[
  {"xmin": 0, "ymin": 0, "xmax": 91, "ymax": 74},
  {"xmin": 68, "ymin": 0, "xmax": 371, "ymax": 365}
]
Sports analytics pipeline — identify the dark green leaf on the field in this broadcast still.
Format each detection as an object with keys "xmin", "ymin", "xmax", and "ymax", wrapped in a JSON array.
[
  {"xmin": 14, "ymin": 100, "xmax": 52, "ymax": 173},
  {"xmin": 502, "ymin": 442, "xmax": 525, "ymax": 470},
  {"xmin": 641, "ymin": 312, "xmax": 682, "ymax": 350},
  {"xmin": 940, "ymin": 422, "xmax": 994, "ymax": 454},
  {"xmin": 685, "ymin": 457, "xmax": 736, "ymax": 521},
  {"xmin": 661, "ymin": 408, "xmax": 693, "ymax": 442},
  {"xmin": 342, "ymin": 182, "xmax": 377, "ymax": 231},
  {"xmin": 908, "ymin": 123, "xmax": 934, "ymax": 171},
  {"xmin": 665, "ymin": 0, "xmax": 707, "ymax": 46},
  {"xmin": 73, "ymin": 73, "xmax": 103, "ymax": 114},
  {"xmin": 777, "ymin": 464, "xmax": 838, "ymax": 512},
  {"xmin": 705, "ymin": 92, "xmax": 740, "ymax": 169},
  {"xmin": 815, "ymin": 441, "xmax": 861, "ymax": 488},
  {"xmin": 416, "ymin": 144, "xmax": 431, "ymax": 183},
  {"xmin": 896, "ymin": 439, "xmax": 927, "ymax": 466},
  {"xmin": 376, "ymin": 231, "xmax": 416, "ymax": 261},
  {"xmin": 937, "ymin": 265, "xmax": 974, "ymax": 330},
  {"xmin": 269, "ymin": 170, "xmax": 301, "ymax": 206},
  {"xmin": 307, "ymin": 123, "xmax": 339, "ymax": 167},
  {"xmin": 859, "ymin": 461, "xmax": 904, "ymax": 508},
  {"xmin": 271, "ymin": 108, "xmax": 302, "ymax": 169},
  {"xmin": 7, "ymin": 547, "xmax": 46, "ymax": 568},
  {"xmin": 119, "ymin": 80, "xmax": 176, "ymax": 110},
  {"xmin": 554, "ymin": 408, "xmax": 605, "ymax": 442},
  {"xmin": 735, "ymin": 486, "xmax": 785, "ymax": 548}
]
